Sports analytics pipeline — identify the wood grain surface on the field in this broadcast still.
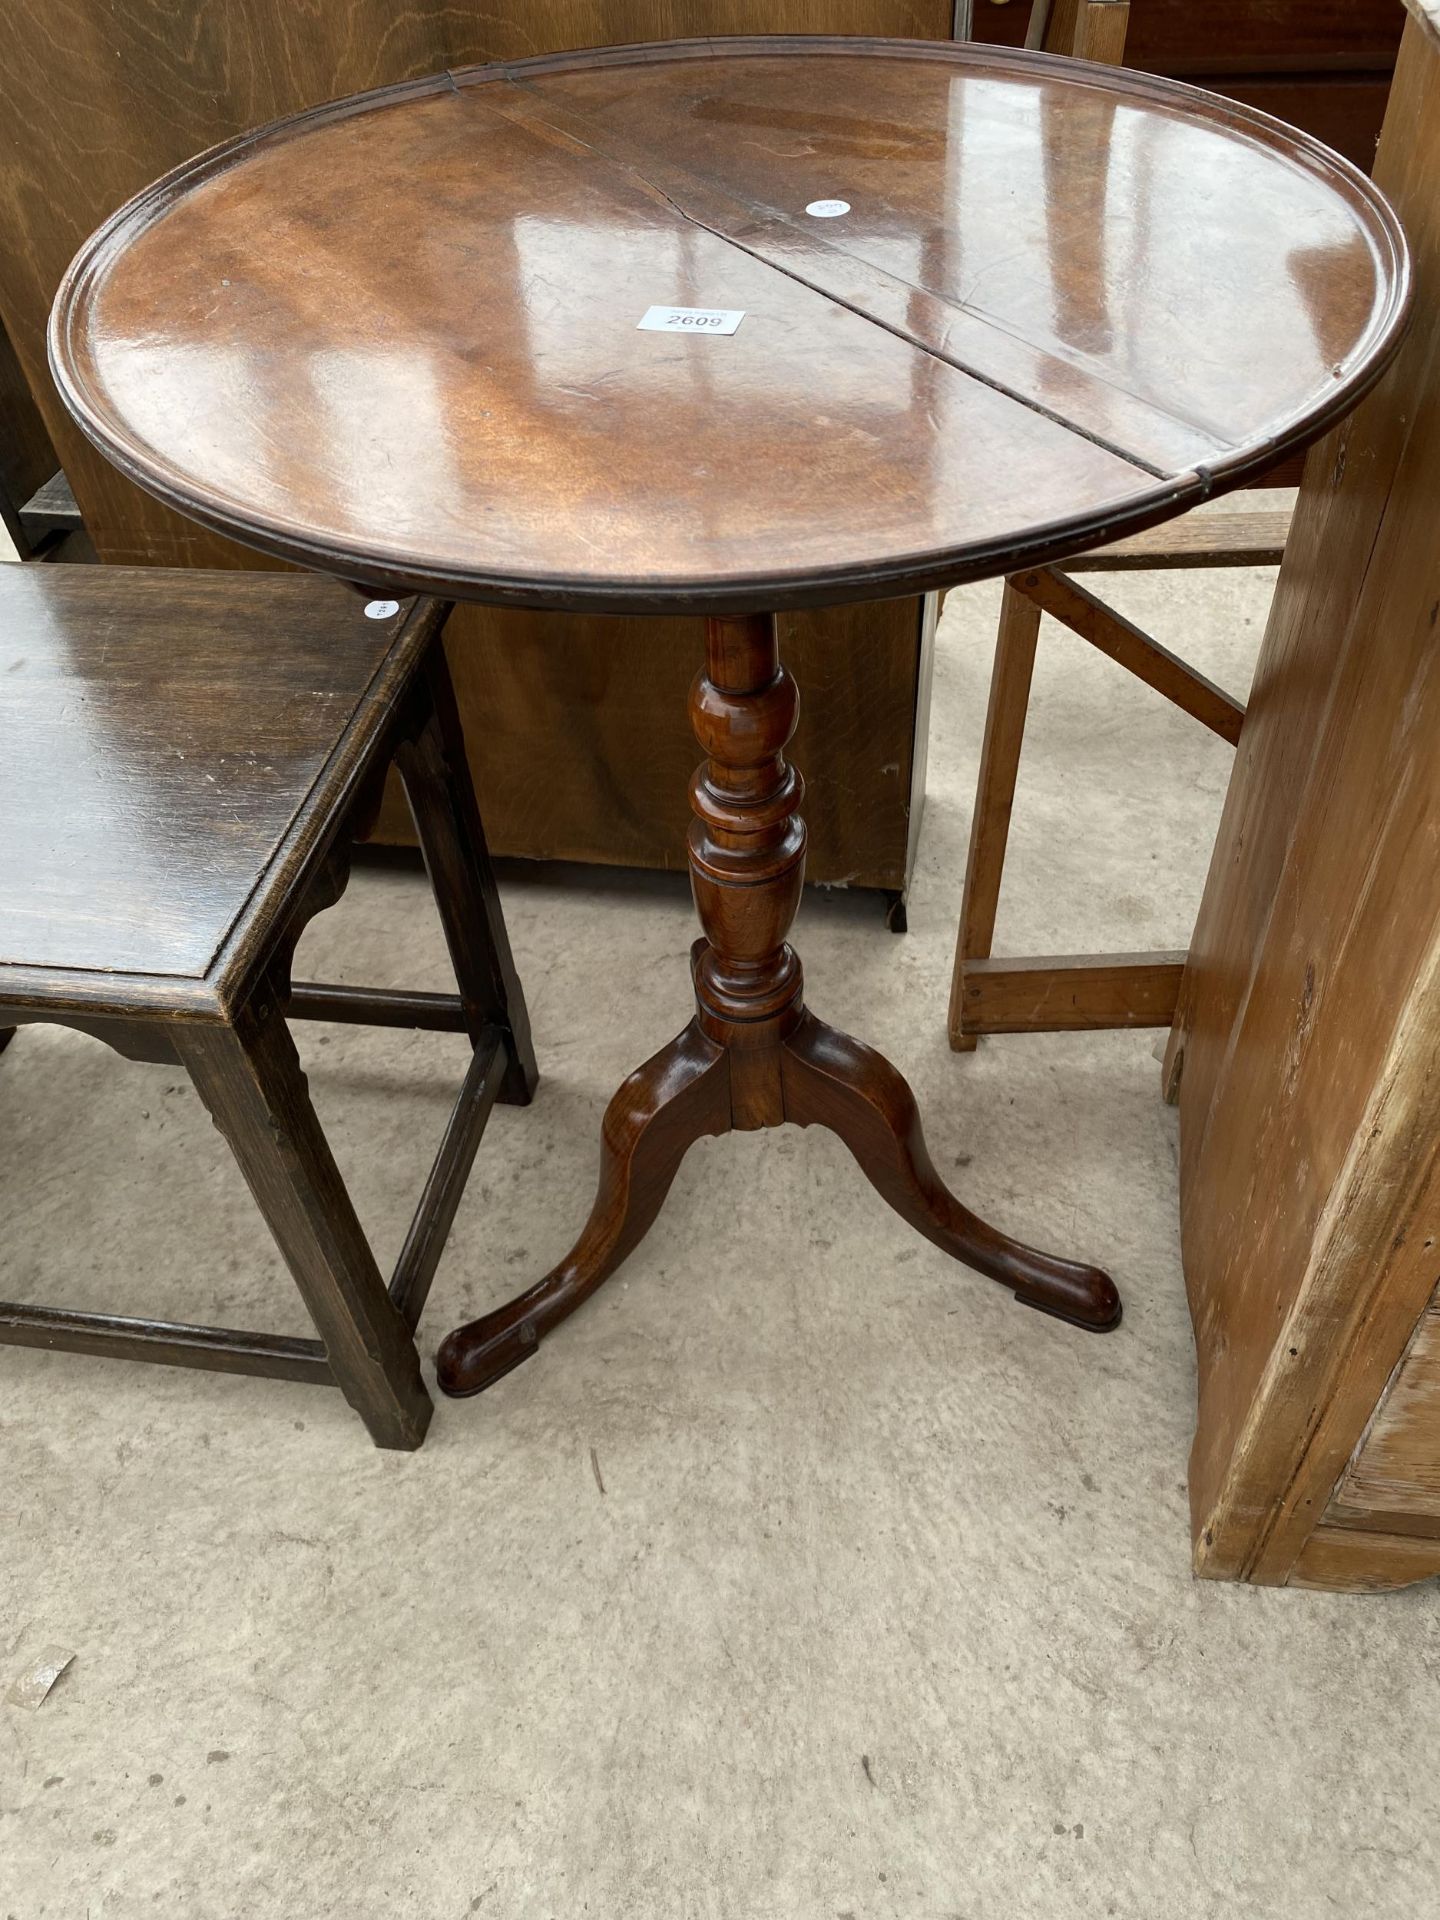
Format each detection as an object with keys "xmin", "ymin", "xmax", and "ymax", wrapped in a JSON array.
[
  {"xmin": 957, "ymin": 952, "xmax": 1186, "ymax": 1035},
  {"xmin": 1169, "ymin": 10, "xmax": 1440, "ymax": 1591},
  {"xmin": 1408, "ymin": 0, "xmax": 1440, "ymax": 57},
  {"xmin": 1328, "ymin": 1303, "xmax": 1440, "ymax": 1527},
  {"xmin": 0, "ymin": 564, "xmax": 538, "ymax": 1449},
  {"xmin": 0, "ymin": 1, "xmax": 949, "ymax": 573},
  {"xmin": 1066, "ymin": 506, "xmax": 1293, "ymax": 572},
  {"xmin": 1007, "ymin": 568, "xmax": 1246, "ymax": 743},
  {"xmin": 436, "ymin": 606, "xmax": 1119, "ymax": 1399},
  {"xmin": 412, "ymin": 597, "xmax": 927, "ymax": 885},
  {"xmin": 50, "ymin": 39, "xmax": 1410, "ymax": 614},
  {"xmin": 0, "ymin": 0, "xmax": 950, "ymax": 888},
  {"xmin": 0, "ymin": 567, "xmax": 426, "ymax": 1001},
  {"xmin": 972, "ymin": 0, "xmax": 1402, "ymax": 75},
  {"xmin": 0, "ymin": 314, "xmax": 54, "ymax": 550}
]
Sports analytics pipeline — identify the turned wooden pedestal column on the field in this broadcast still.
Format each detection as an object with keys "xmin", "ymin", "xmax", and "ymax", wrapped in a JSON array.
[
  {"xmin": 50, "ymin": 35, "xmax": 1409, "ymax": 1414},
  {"xmin": 436, "ymin": 616, "xmax": 1120, "ymax": 1395}
]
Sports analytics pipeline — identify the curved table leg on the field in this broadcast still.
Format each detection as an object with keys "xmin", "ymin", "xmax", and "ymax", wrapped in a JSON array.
[
  {"xmin": 439, "ymin": 610, "xmax": 1118, "ymax": 1401},
  {"xmin": 436, "ymin": 1020, "xmax": 732, "ymax": 1395},
  {"xmin": 781, "ymin": 1009, "xmax": 1121, "ymax": 1330}
]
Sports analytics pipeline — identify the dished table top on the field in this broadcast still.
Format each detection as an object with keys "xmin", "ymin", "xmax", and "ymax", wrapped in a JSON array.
[{"xmin": 50, "ymin": 36, "xmax": 1410, "ymax": 615}]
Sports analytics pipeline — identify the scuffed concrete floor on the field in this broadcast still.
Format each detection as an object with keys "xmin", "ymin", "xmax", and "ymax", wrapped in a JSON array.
[{"xmin": 3, "ymin": 549, "xmax": 1436, "ymax": 1917}]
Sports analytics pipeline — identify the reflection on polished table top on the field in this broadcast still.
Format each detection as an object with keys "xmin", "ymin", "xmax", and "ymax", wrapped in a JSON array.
[
  {"xmin": 43, "ymin": 37, "xmax": 1414, "ymax": 1403},
  {"xmin": 50, "ymin": 36, "xmax": 1408, "ymax": 614}
]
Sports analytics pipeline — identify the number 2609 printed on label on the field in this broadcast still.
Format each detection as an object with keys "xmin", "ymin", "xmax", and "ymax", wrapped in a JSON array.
[{"xmin": 637, "ymin": 305, "xmax": 746, "ymax": 335}]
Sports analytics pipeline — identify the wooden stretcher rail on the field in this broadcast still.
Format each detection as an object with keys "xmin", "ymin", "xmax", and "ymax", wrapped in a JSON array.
[
  {"xmin": 958, "ymin": 952, "xmax": 1187, "ymax": 1034},
  {"xmin": 0, "ymin": 1303, "xmax": 333, "ymax": 1383},
  {"xmin": 1066, "ymin": 504, "xmax": 1293, "ymax": 571},
  {"xmin": 287, "ymin": 982, "xmax": 468, "ymax": 1032},
  {"xmin": 389, "ymin": 1029, "xmax": 507, "ymax": 1328}
]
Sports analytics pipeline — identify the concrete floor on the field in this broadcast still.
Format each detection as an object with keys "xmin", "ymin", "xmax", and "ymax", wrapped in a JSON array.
[{"xmin": 3, "ymin": 552, "xmax": 1436, "ymax": 1917}]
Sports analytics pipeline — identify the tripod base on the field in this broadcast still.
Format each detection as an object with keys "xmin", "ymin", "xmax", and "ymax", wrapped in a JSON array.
[
  {"xmin": 437, "ymin": 611, "xmax": 1119, "ymax": 1400},
  {"xmin": 437, "ymin": 999, "xmax": 1118, "ymax": 1398}
]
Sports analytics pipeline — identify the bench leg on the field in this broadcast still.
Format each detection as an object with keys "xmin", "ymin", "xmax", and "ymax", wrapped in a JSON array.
[
  {"xmin": 948, "ymin": 580, "xmax": 1041, "ymax": 1051},
  {"xmin": 395, "ymin": 639, "xmax": 539, "ymax": 1108},
  {"xmin": 179, "ymin": 995, "xmax": 433, "ymax": 1451}
]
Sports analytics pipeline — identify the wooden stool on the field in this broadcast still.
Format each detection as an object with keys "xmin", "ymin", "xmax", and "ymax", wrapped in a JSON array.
[
  {"xmin": 946, "ymin": 0, "xmax": 1297, "ymax": 1056},
  {"xmin": 946, "ymin": 505, "xmax": 1294, "ymax": 1055},
  {"xmin": 0, "ymin": 567, "xmax": 536, "ymax": 1448}
]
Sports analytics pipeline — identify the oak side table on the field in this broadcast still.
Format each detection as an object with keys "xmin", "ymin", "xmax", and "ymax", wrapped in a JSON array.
[{"xmin": 50, "ymin": 37, "xmax": 1409, "ymax": 1397}]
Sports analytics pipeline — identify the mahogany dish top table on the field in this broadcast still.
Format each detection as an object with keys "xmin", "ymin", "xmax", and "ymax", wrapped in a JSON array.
[{"xmin": 49, "ymin": 37, "xmax": 1409, "ymax": 1397}]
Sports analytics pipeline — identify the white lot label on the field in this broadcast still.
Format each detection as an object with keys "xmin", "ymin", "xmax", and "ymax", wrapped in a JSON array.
[
  {"xmin": 637, "ymin": 305, "xmax": 746, "ymax": 335},
  {"xmin": 805, "ymin": 198, "xmax": 851, "ymax": 218}
]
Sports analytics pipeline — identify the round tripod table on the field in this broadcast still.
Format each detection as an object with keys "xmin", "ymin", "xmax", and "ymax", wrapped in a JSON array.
[{"xmin": 51, "ymin": 36, "xmax": 1409, "ymax": 1395}]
